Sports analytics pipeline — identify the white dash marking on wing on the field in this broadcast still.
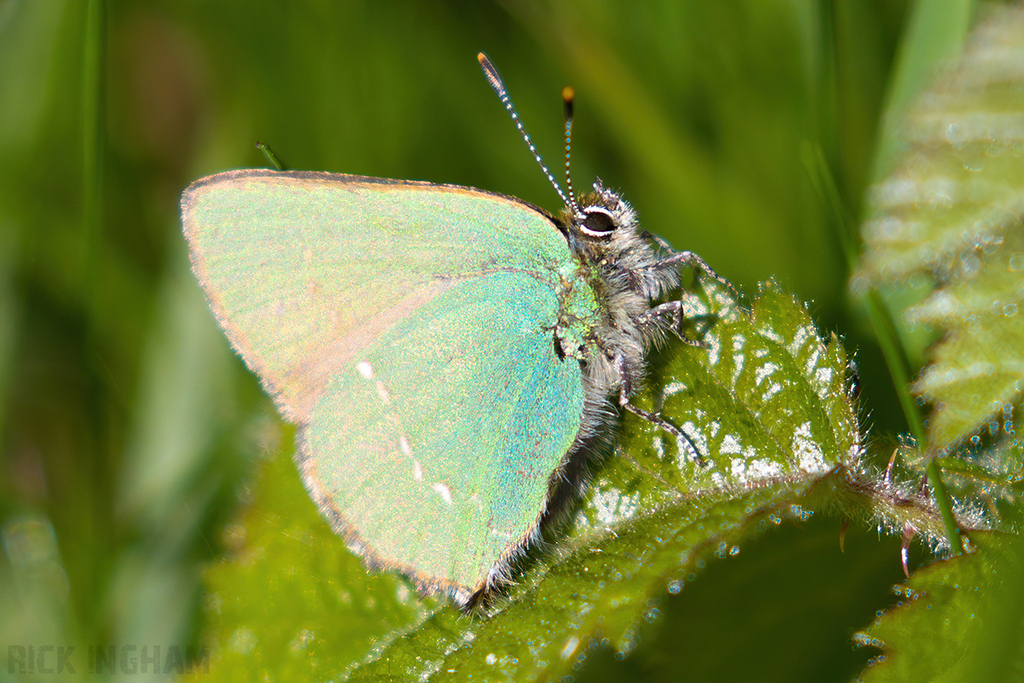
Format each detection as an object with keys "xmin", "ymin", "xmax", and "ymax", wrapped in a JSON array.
[
  {"xmin": 413, "ymin": 459, "xmax": 423, "ymax": 482},
  {"xmin": 356, "ymin": 361, "xmax": 375, "ymax": 379},
  {"xmin": 432, "ymin": 483, "xmax": 453, "ymax": 506},
  {"xmin": 375, "ymin": 380, "xmax": 391, "ymax": 405}
]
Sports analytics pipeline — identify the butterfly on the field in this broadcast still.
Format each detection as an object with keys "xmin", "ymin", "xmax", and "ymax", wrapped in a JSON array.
[{"xmin": 180, "ymin": 53, "xmax": 727, "ymax": 608}]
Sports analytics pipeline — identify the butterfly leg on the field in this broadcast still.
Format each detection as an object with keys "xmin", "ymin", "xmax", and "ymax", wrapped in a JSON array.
[
  {"xmin": 637, "ymin": 301, "xmax": 707, "ymax": 347},
  {"xmin": 647, "ymin": 241, "xmax": 733, "ymax": 291},
  {"xmin": 648, "ymin": 244, "xmax": 736, "ymax": 318},
  {"xmin": 614, "ymin": 353, "xmax": 705, "ymax": 464},
  {"xmin": 643, "ymin": 245, "xmax": 736, "ymax": 340}
]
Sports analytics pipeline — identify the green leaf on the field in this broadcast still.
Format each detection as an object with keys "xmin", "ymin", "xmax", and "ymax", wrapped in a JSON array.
[
  {"xmin": 189, "ymin": 439, "xmax": 438, "ymax": 682},
  {"xmin": 897, "ymin": 433, "xmax": 1024, "ymax": 530},
  {"xmin": 870, "ymin": 0, "xmax": 973, "ymax": 180},
  {"xmin": 855, "ymin": 4, "xmax": 1024, "ymax": 451},
  {"xmin": 190, "ymin": 279, "xmax": 869, "ymax": 680},
  {"xmin": 857, "ymin": 530, "xmax": 1024, "ymax": 683},
  {"xmin": 909, "ymin": 228, "xmax": 1024, "ymax": 450}
]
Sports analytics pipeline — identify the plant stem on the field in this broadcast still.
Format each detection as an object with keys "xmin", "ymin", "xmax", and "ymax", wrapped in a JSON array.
[{"xmin": 805, "ymin": 144, "xmax": 963, "ymax": 553}]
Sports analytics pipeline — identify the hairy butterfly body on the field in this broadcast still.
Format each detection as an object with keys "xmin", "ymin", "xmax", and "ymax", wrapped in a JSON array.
[{"xmin": 180, "ymin": 54, "xmax": 726, "ymax": 607}]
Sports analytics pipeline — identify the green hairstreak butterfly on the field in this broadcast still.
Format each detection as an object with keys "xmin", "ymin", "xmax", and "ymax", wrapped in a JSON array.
[{"xmin": 180, "ymin": 53, "xmax": 727, "ymax": 607}]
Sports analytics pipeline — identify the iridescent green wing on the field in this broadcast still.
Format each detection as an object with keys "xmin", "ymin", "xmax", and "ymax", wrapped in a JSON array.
[{"xmin": 181, "ymin": 169, "xmax": 593, "ymax": 596}]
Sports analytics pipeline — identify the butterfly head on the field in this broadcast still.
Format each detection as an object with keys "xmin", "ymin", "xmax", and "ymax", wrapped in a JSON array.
[{"xmin": 570, "ymin": 180, "xmax": 637, "ymax": 239}]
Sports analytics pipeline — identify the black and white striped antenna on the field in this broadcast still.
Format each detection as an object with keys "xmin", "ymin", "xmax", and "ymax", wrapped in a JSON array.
[{"xmin": 477, "ymin": 53, "xmax": 581, "ymax": 216}]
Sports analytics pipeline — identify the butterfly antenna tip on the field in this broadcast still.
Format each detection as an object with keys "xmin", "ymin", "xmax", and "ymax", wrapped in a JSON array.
[
  {"xmin": 561, "ymin": 86, "xmax": 581, "ymax": 216},
  {"xmin": 477, "ymin": 52, "xmax": 572, "ymax": 210}
]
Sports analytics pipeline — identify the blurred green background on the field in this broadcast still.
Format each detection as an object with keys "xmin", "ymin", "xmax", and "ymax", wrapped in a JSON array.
[{"xmin": 0, "ymin": 0, "xmax": 945, "ymax": 680}]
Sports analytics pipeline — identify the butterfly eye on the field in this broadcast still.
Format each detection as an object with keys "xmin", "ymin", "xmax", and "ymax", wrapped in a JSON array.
[{"xmin": 580, "ymin": 206, "xmax": 618, "ymax": 237}]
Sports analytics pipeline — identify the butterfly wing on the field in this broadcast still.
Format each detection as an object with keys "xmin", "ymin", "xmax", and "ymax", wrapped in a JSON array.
[
  {"xmin": 181, "ymin": 169, "xmax": 590, "ymax": 597},
  {"xmin": 302, "ymin": 272, "xmax": 584, "ymax": 596}
]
